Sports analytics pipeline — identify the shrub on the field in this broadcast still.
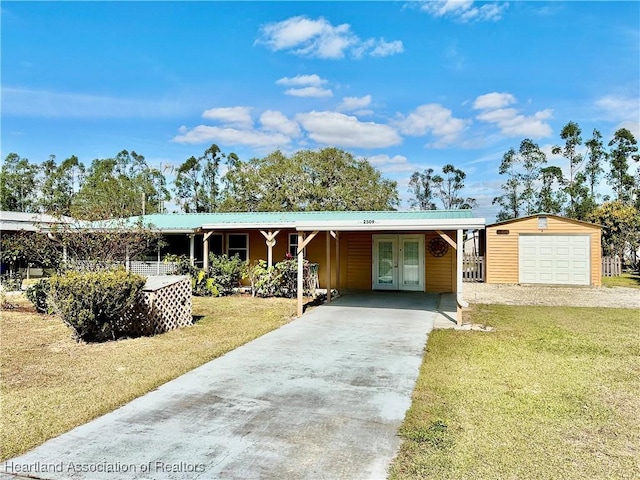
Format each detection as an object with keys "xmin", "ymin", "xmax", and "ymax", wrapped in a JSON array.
[
  {"xmin": 163, "ymin": 254, "xmax": 244, "ymax": 296},
  {"xmin": 208, "ymin": 254, "xmax": 247, "ymax": 295},
  {"xmin": 249, "ymin": 258, "xmax": 312, "ymax": 298},
  {"xmin": 49, "ymin": 270, "xmax": 146, "ymax": 342},
  {"xmin": 26, "ymin": 278, "xmax": 52, "ymax": 314},
  {"xmin": 0, "ymin": 272, "xmax": 23, "ymax": 292},
  {"xmin": 164, "ymin": 254, "xmax": 198, "ymax": 276}
]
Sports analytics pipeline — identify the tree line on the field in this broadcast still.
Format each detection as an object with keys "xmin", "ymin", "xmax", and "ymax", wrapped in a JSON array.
[{"xmin": 0, "ymin": 147, "xmax": 399, "ymax": 219}]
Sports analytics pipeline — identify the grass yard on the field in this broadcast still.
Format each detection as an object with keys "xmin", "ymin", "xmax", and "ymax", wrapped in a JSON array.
[
  {"xmin": 0, "ymin": 294, "xmax": 296, "ymax": 461},
  {"xmin": 390, "ymin": 304, "xmax": 640, "ymax": 480},
  {"xmin": 602, "ymin": 272, "xmax": 640, "ymax": 289}
]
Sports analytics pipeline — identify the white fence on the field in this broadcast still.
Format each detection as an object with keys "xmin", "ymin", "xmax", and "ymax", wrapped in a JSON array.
[
  {"xmin": 127, "ymin": 261, "xmax": 177, "ymax": 276},
  {"xmin": 463, "ymin": 255, "xmax": 485, "ymax": 282},
  {"xmin": 602, "ymin": 256, "xmax": 622, "ymax": 277}
]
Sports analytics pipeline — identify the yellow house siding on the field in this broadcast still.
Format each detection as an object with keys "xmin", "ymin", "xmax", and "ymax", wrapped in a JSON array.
[
  {"xmin": 425, "ymin": 231, "xmax": 457, "ymax": 293},
  {"xmin": 486, "ymin": 216, "xmax": 602, "ymax": 286},
  {"xmin": 345, "ymin": 232, "xmax": 373, "ymax": 290}
]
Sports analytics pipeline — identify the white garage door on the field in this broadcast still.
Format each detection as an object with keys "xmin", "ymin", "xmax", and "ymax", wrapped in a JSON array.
[{"xmin": 519, "ymin": 235, "xmax": 590, "ymax": 285}]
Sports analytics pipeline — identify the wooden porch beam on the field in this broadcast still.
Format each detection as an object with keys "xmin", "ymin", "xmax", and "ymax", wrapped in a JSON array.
[{"xmin": 436, "ymin": 230, "xmax": 457, "ymax": 250}]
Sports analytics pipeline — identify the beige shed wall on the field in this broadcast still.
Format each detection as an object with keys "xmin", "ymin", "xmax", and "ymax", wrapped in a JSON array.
[{"xmin": 486, "ymin": 217, "xmax": 601, "ymax": 286}]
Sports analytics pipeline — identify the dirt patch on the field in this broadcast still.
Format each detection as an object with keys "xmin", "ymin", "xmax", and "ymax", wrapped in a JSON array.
[{"xmin": 463, "ymin": 283, "xmax": 640, "ymax": 309}]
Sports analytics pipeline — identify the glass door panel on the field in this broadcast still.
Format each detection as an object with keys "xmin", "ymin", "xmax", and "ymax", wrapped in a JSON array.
[
  {"xmin": 400, "ymin": 236, "xmax": 424, "ymax": 291},
  {"xmin": 373, "ymin": 237, "xmax": 397, "ymax": 289}
]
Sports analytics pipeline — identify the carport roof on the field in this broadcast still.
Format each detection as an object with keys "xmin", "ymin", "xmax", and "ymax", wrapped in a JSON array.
[{"xmin": 133, "ymin": 210, "xmax": 485, "ymax": 232}]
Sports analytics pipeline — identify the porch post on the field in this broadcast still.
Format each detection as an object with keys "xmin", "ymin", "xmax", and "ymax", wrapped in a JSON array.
[
  {"xmin": 335, "ymin": 232, "xmax": 340, "ymax": 293},
  {"xmin": 326, "ymin": 230, "xmax": 331, "ymax": 303},
  {"xmin": 189, "ymin": 234, "xmax": 195, "ymax": 266},
  {"xmin": 203, "ymin": 232, "xmax": 211, "ymax": 270},
  {"xmin": 259, "ymin": 230, "xmax": 280, "ymax": 268},
  {"xmin": 456, "ymin": 228, "xmax": 468, "ymax": 326},
  {"xmin": 157, "ymin": 243, "xmax": 161, "ymax": 275},
  {"xmin": 297, "ymin": 232, "xmax": 304, "ymax": 317}
]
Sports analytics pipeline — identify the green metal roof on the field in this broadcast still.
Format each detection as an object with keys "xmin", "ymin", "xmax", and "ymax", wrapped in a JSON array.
[{"xmin": 135, "ymin": 210, "xmax": 479, "ymax": 232}]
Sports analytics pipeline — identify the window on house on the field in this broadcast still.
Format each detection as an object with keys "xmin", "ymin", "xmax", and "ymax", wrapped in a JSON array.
[
  {"xmin": 288, "ymin": 233, "xmax": 304, "ymax": 257},
  {"xmin": 210, "ymin": 234, "xmax": 223, "ymax": 256},
  {"xmin": 227, "ymin": 234, "xmax": 248, "ymax": 261}
]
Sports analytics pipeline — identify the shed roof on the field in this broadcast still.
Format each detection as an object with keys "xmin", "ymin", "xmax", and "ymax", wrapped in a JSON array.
[{"xmin": 487, "ymin": 213, "xmax": 601, "ymax": 229}]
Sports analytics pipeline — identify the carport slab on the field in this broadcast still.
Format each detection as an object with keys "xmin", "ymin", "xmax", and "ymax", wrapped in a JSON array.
[{"xmin": 1, "ymin": 292, "xmax": 436, "ymax": 480}]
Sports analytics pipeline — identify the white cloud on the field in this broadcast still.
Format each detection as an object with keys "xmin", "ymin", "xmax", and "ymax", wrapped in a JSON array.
[
  {"xmin": 259, "ymin": 110, "xmax": 301, "ymax": 138},
  {"xmin": 476, "ymin": 107, "xmax": 553, "ymax": 138},
  {"xmin": 202, "ymin": 106, "xmax": 253, "ymax": 128},
  {"xmin": 284, "ymin": 86, "xmax": 333, "ymax": 98},
  {"xmin": 338, "ymin": 95, "xmax": 372, "ymax": 112},
  {"xmin": 257, "ymin": 16, "xmax": 403, "ymax": 59},
  {"xmin": 473, "ymin": 93, "xmax": 553, "ymax": 139},
  {"xmin": 473, "ymin": 92, "xmax": 516, "ymax": 110},
  {"xmin": 173, "ymin": 125, "xmax": 290, "ymax": 148},
  {"xmin": 370, "ymin": 39, "xmax": 404, "ymax": 57},
  {"xmin": 595, "ymin": 94, "xmax": 640, "ymax": 138},
  {"xmin": 367, "ymin": 154, "xmax": 416, "ymax": 173},
  {"xmin": 295, "ymin": 111, "xmax": 402, "ymax": 148},
  {"xmin": 396, "ymin": 104, "xmax": 470, "ymax": 146},
  {"xmin": 276, "ymin": 74, "xmax": 327, "ymax": 87},
  {"xmin": 419, "ymin": 0, "xmax": 508, "ymax": 22}
]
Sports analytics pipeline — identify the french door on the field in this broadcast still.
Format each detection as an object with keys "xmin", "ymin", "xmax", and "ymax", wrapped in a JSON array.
[{"xmin": 372, "ymin": 235, "xmax": 424, "ymax": 291}]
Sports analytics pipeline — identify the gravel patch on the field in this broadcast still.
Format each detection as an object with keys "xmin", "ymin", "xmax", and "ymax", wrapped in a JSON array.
[{"xmin": 462, "ymin": 282, "xmax": 640, "ymax": 309}]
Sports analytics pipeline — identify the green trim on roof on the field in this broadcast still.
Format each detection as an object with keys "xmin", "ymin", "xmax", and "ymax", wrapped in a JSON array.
[{"xmin": 135, "ymin": 210, "xmax": 477, "ymax": 231}]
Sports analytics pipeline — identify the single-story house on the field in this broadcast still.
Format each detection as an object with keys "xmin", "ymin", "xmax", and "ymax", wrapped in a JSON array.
[
  {"xmin": 0, "ymin": 211, "xmax": 74, "ymax": 276},
  {"xmin": 485, "ymin": 214, "xmax": 602, "ymax": 287},
  {"xmin": 119, "ymin": 210, "xmax": 485, "ymax": 320}
]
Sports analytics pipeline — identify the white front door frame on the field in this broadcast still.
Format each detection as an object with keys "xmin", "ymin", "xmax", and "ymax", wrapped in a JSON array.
[{"xmin": 372, "ymin": 234, "xmax": 425, "ymax": 291}]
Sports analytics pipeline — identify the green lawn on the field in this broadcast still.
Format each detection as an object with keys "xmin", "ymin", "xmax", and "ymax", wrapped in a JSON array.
[
  {"xmin": 0, "ymin": 295, "xmax": 297, "ymax": 461},
  {"xmin": 390, "ymin": 304, "xmax": 640, "ymax": 480},
  {"xmin": 602, "ymin": 272, "xmax": 640, "ymax": 289}
]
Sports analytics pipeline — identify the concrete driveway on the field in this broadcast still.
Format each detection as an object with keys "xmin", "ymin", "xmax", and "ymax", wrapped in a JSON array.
[{"xmin": 1, "ymin": 292, "xmax": 438, "ymax": 480}]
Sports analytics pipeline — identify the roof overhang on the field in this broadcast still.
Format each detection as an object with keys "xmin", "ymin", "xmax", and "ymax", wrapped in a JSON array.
[
  {"xmin": 201, "ymin": 218, "xmax": 485, "ymax": 232},
  {"xmin": 295, "ymin": 218, "xmax": 486, "ymax": 231},
  {"xmin": 201, "ymin": 222, "xmax": 295, "ymax": 230}
]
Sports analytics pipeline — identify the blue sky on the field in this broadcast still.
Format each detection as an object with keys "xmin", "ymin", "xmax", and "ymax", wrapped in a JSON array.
[{"xmin": 2, "ymin": 1, "xmax": 639, "ymax": 220}]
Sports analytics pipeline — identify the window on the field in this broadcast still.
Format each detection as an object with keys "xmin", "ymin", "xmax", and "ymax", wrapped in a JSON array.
[
  {"xmin": 288, "ymin": 233, "xmax": 304, "ymax": 257},
  {"xmin": 227, "ymin": 234, "xmax": 248, "ymax": 261},
  {"xmin": 210, "ymin": 234, "xmax": 223, "ymax": 256}
]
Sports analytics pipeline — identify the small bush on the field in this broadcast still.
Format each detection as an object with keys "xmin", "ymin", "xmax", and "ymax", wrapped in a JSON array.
[
  {"xmin": 49, "ymin": 270, "xmax": 146, "ymax": 342},
  {"xmin": 0, "ymin": 272, "xmax": 23, "ymax": 292},
  {"xmin": 249, "ymin": 258, "xmax": 312, "ymax": 298},
  {"xmin": 208, "ymin": 254, "xmax": 247, "ymax": 295},
  {"xmin": 26, "ymin": 279, "xmax": 51, "ymax": 314},
  {"xmin": 163, "ymin": 254, "xmax": 244, "ymax": 296}
]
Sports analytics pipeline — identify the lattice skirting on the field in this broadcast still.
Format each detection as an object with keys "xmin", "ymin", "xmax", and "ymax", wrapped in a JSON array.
[{"xmin": 122, "ymin": 277, "xmax": 193, "ymax": 336}]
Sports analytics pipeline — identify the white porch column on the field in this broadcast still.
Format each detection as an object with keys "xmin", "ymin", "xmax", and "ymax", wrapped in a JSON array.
[
  {"xmin": 189, "ymin": 234, "xmax": 195, "ymax": 266},
  {"xmin": 333, "ymin": 231, "xmax": 340, "ymax": 294},
  {"xmin": 260, "ymin": 230, "xmax": 280, "ymax": 268},
  {"xmin": 326, "ymin": 230, "xmax": 331, "ymax": 303},
  {"xmin": 297, "ymin": 232, "xmax": 305, "ymax": 317},
  {"xmin": 296, "ymin": 231, "xmax": 319, "ymax": 317},
  {"xmin": 203, "ymin": 233, "xmax": 211, "ymax": 270},
  {"xmin": 456, "ymin": 228, "xmax": 468, "ymax": 325}
]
